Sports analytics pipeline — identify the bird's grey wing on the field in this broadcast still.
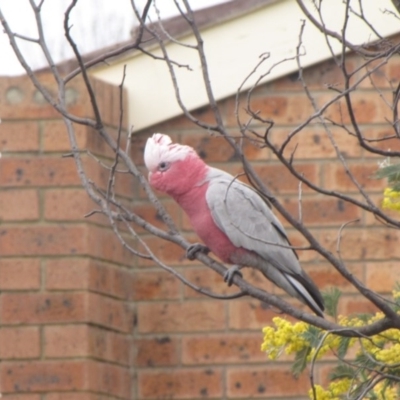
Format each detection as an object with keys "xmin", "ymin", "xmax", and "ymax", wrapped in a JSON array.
[
  {"xmin": 205, "ymin": 178, "xmax": 301, "ymax": 275},
  {"xmin": 205, "ymin": 176, "xmax": 324, "ymax": 317}
]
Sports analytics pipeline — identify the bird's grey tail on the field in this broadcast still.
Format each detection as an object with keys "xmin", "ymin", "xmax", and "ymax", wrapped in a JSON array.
[{"xmin": 285, "ymin": 273, "xmax": 325, "ymax": 317}]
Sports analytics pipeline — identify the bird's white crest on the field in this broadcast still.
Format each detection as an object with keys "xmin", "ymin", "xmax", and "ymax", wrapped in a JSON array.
[{"xmin": 144, "ymin": 133, "xmax": 195, "ymax": 172}]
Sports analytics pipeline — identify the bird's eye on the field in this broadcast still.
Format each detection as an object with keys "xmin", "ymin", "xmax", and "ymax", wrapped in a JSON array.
[{"xmin": 158, "ymin": 161, "xmax": 170, "ymax": 171}]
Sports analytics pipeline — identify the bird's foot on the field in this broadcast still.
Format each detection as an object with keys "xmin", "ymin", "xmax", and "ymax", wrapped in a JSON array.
[
  {"xmin": 186, "ymin": 243, "xmax": 210, "ymax": 260},
  {"xmin": 223, "ymin": 265, "xmax": 243, "ymax": 286}
]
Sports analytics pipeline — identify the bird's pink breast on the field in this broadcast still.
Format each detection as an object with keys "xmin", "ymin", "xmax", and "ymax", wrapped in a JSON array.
[{"xmin": 174, "ymin": 180, "xmax": 239, "ymax": 264}]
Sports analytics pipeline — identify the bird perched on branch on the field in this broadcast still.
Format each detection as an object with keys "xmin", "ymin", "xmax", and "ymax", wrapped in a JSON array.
[{"xmin": 144, "ymin": 133, "xmax": 324, "ymax": 317}]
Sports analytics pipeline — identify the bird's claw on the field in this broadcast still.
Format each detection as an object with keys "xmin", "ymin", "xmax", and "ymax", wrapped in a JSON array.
[
  {"xmin": 186, "ymin": 243, "xmax": 210, "ymax": 260},
  {"xmin": 223, "ymin": 265, "xmax": 243, "ymax": 286}
]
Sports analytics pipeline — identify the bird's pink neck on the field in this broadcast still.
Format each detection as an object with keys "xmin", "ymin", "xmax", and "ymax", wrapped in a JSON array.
[
  {"xmin": 169, "ymin": 157, "xmax": 209, "ymax": 212},
  {"xmin": 160, "ymin": 155, "xmax": 242, "ymax": 263}
]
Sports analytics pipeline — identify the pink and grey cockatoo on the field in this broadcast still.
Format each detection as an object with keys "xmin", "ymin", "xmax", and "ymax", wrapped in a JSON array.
[{"xmin": 144, "ymin": 133, "xmax": 324, "ymax": 316}]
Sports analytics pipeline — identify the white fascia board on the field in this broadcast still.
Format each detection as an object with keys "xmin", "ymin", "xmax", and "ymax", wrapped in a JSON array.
[{"xmin": 91, "ymin": 0, "xmax": 400, "ymax": 131}]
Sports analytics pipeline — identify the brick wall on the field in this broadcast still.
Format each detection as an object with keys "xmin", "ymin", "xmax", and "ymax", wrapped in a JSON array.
[
  {"xmin": 129, "ymin": 53, "xmax": 400, "ymax": 399},
  {"xmin": 0, "ymin": 51, "xmax": 399, "ymax": 400},
  {"xmin": 0, "ymin": 74, "xmax": 135, "ymax": 399}
]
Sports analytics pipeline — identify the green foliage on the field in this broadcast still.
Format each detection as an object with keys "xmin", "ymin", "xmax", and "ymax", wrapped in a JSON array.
[
  {"xmin": 375, "ymin": 163, "xmax": 400, "ymax": 191},
  {"xmin": 261, "ymin": 288, "xmax": 400, "ymax": 399},
  {"xmin": 322, "ymin": 287, "xmax": 341, "ymax": 318},
  {"xmin": 336, "ymin": 336, "xmax": 351, "ymax": 359},
  {"xmin": 301, "ymin": 325, "xmax": 324, "ymax": 349},
  {"xmin": 329, "ymin": 363, "xmax": 356, "ymax": 381},
  {"xmin": 292, "ymin": 346, "xmax": 311, "ymax": 378}
]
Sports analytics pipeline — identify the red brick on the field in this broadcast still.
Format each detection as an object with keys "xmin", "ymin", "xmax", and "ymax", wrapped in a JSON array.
[
  {"xmin": 322, "ymin": 91, "xmax": 391, "ymax": 125},
  {"xmin": 0, "ymin": 359, "xmax": 130, "ymax": 396},
  {"xmin": 0, "ymin": 154, "xmax": 132, "ymax": 198},
  {"xmin": 0, "ymin": 74, "xmax": 89, "ymax": 120},
  {"xmin": 338, "ymin": 295, "xmax": 379, "ymax": 316},
  {"xmin": 38, "ymin": 361, "xmax": 132, "ymax": 400},
  {"xmin": 91, "ymin": 78, "xmax": 128, "ymax": 130},
  {"xmin": 268, "ymin": 57, "xmax": 357, "ymax": 92},
  {"xmin": 45, "ymin": 259, "xmax": 90, "ymax": 290},
  {"xmin": 137, "ymin": 235, "xmax": 194, "ymax": 267},
  {"xmin": 245, "ymin": 268, "xmax": 276, "ymax": 293},
  {"xmin": 312, "ymin": 228, "xmax": 358, "ymax": 261},
  {"xmin": 87, "ymin": 360, "xmax": 131, "ymax": 398},
  {"xmin": 45, "ymin": 394, "xmax": 103, "ymax": 400},
  {"xmin": 316, "ymin": 227, "xmax": 400, "ymax": 261},
  {"xmin": 44, "ymin": 324, "xmax": 130, "ymax": 366},
  {"xmin": 362, "ymin": 126, "xmax": 400, "ymax": 155},
  {"xmin": 182, "ymin": 266, "xmax": 276, "ymax": 298},
  {"xmin": 137, "ymin": 300, "xmax": 225, "ymax": 333},
  {"xmin": 316, "ymin": 364, "xmax": 338, "ymax": 389},
  {"xmin": 323, "ymin": 162, "xmax": 386, "ymax": 192},
  {"xmin": 88, "ymin": 292, "xmax": 133, "ymax": 333},
  {"xmin": 183, "ymin": 266, "xmax": 251, "ymax": 299},
  {"xmin": 282, "ymin": 196, "xmax": 362, "ymax": 226},
  {"xmin": 365, "ymin": 261, "xmax": 398, "ymax": 293},
  {"xmin": 133, "ymin": 336, "xmax": 179, "ymax": 367},
  {"xmin": 0, "ymin": 223, "xmax": 133, "ymax": 265},
  {"xmin": 46, "ymin": 258, "xmax": 133, "ymax": 300},
  {"xmin": 138, "ymin": 368, "xmax": 223, "ymax": 399},
  {"xmin": 227, "ymin": 366, "xmax": 310, "ymax": 398},
  {"xmin": 92, "ymin": 126, "xmax": 130, "ymax": 158},
  {"xmin": 0, "ymin": 157, "xmax": 80, "ymax": 187},
  {"xmin": 109, "ymin": 265, "xmax": 135, "ymax": 300},
  {"xmin": 0, "ymin": 121, "xmax": 39, "ymax": 151},
  {"xmin": 153, "ymin": 104, "xmax": 217, "ymax": 130},
  {"xmin": 82, "ymin": 154, "xmax": 134, "ymax": 198},
  {"xmin": 0, "ymin": 327, "xmax": 40, "ymax": 359},
  {"xmin": 281, "ymin": 230, "xmax": 316, "ymax": 263},
  {"xmin": 176, "ymin": 114, "xmax": 269, "ymax": 162},
  {"xmin": 1, "ymin": 395, "xmax": 41, "ymax": 400},
  {"xmin": 88, "ymin": 261, "xmax": 133, "ymax": 300},
  {"xmin": 44, "ymin": 325, "xmax": 89, "ymax": 358},
  {"xmin": 357, "ymin": 58, "xmax": 395, "ymax": 89},
  {"xmin": 1, "ymin": 292, "xmax": 86, "ymax": 324},
  {"xmin": 307, "ymin": 263, "xmax": 364, "ymax": 293},
  {"xmin": 0, "ymin": 189, "xmax": 39, "ymax": 221},
  {"xmin": 131, "ymin": 270, "xmax": 180, "ymax": 300},
  {"xmin": 181, "ymin": 133, "xmax": 236, "ymax": 163},
  {"xmin": 88, "ymin": 326, "xmax": 130, "ymax": 366},
  {"xmin": 0, "ymin": 361, "xmax": 86, "ymax": 392},
  {"xmin": 1, "ymin": 354, "xmax": 130, "ymax": 396},
  {"xmin": 182, "ymin": 333, "xmax": 265, "ymax": 365},
  {"xmin": 0, "ymin": 225, "xmax": 88, "ymax": 256},
  {"xmin": 0, "ymin": 259, "xmax": 41, "ymax": 290},
  {"xmin": 42, "ymin": 121, "xmax": 88, "ymax": 152},
  {"xmin": 43, "ymin": 121, "xmax": 123, "ymax": 159},
  {"xmin": 228, "ymin": 299, "xmax": 279, "ymax": 330},
  {"xmin": 268, "ymin": 126, "xmax": 362, "ymax": 160},
  {"xmin": 44, "ymin": 188, "xmax": 97, "ymax": 222},
  {"xmin": 242, "ymin": 136, "xmax": 271, "ymax": 161},
  {"xmin": 132, "ymin": 200, "xmax": 181, "ymax": 234},
  {"xmin": 253, "ymin": 163, "xmax": 319, "ymax": 194},
  {"xmin": 87, "ymin": 224, "xmax": 134, "ymax": 266},
  {"xmin": 99, "ymin": 159, "xmax": 134, "ymax": 199},
  {"xmin": 227, "ymin": 94, "xmax": 315, "ymax": 126}
]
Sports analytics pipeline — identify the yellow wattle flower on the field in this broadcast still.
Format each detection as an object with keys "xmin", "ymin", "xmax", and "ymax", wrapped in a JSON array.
[{"xmin": 382, "ymin": 188, "xmax": 400, "ymax": 210}]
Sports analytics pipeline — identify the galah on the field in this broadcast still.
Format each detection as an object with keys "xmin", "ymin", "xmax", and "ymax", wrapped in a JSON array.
[{"xmin": 144, "ymin": 133, "xmax": 324, "ymax": 317}]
